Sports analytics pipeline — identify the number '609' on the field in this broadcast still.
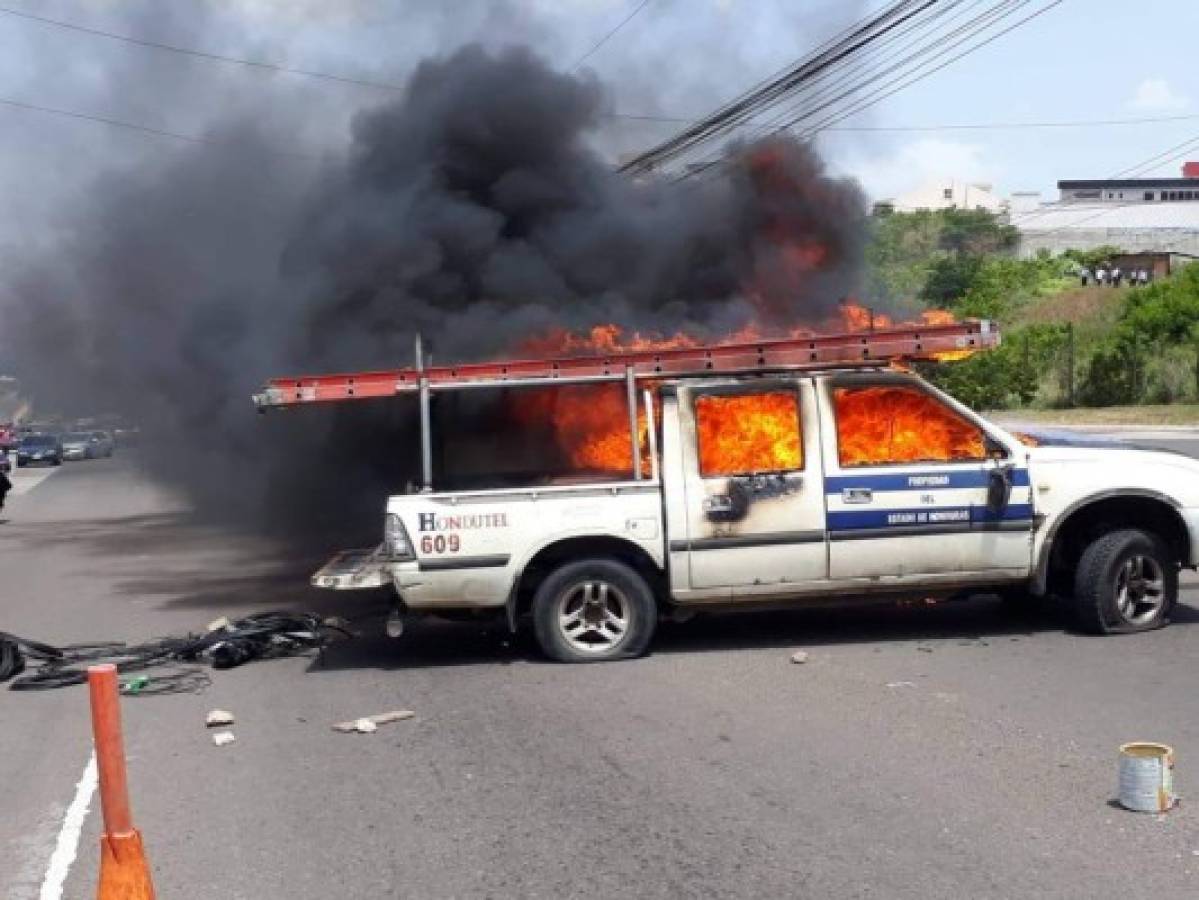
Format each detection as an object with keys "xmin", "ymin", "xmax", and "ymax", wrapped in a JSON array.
[{"xmin": 420, "ymin": 534, "xmax": 460, "ymax": 554}]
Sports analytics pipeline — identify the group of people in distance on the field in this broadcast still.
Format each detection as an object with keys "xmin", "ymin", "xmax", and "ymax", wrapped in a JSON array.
[{"xmin": 1079, "ymin": 263, "xmax": 1151, "ymax": 288}]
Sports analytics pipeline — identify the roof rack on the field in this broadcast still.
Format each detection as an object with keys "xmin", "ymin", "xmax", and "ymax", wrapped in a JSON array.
[
  {"xmin": 253, "ymin": 319, "xmax": 999, "ymax": 490},
  {"xmin": 253, "ymin": 320, "xmax": 997, "ymax": 410}
]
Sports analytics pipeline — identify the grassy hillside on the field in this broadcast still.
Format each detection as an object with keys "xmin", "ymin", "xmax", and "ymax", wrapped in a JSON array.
[{"xmin": 868, "ymin": 209, "xmax": 1199, "ymax": 411}]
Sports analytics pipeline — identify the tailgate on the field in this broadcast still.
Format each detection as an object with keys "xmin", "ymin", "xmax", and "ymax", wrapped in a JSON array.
[{"xmin": 311, "ymin": 545, "xmax": 393, "ymax": 590}]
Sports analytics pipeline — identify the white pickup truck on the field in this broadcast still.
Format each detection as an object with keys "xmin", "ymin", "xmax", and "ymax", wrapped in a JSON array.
[{"xmin": 261, "ymin": 326, "xmax": 1199, "ymax": 662}]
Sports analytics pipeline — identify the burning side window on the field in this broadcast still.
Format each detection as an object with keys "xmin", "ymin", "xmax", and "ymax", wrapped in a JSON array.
[
  {"xmin": 695, "ymin": 391, "xmax": 803, "ymax": 478},
  {"xmin": 833, "ymin": 385, "xmax": 986, "ymax": 467}
]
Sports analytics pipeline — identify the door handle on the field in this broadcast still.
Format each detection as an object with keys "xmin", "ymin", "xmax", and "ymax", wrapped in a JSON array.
[{"xmin": 842, "ymin": 488, "xmax": 873, "ymax": 504}]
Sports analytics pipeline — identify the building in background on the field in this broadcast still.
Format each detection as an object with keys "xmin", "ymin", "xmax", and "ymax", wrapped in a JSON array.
[
  {"xmin": 1013, "ymin": 163, "xmax": 1199, "ymax": 259},
  {"xmin": 875, "ymin": 179, "xmax": 1005, "ymax": 214},
  {"xmin": 1008, "ymin": 191, "xmax": 1043, "ymax": 215}
]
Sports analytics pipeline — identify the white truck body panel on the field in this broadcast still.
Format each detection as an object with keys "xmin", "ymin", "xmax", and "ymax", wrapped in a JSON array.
[
  {"xmin": 385, "ymin": 482, "xmax": 664, "ymax": 610},
  {"xmin": 1024, "ymin": 444, "xmax": 1199, "ymax": 587}
]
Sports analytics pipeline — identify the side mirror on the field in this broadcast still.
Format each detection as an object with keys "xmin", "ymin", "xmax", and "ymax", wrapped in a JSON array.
[{"xmin": 986, "ymin": 465, "xmax": 1013, "ymax": 515}]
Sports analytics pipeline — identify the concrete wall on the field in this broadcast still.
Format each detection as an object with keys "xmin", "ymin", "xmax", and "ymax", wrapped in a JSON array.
[{"xmin": 1018, "ymin": 228, "xmax": 1199, "ymax": 258}]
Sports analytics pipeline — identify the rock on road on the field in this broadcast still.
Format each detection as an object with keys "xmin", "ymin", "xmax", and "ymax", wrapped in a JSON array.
[{"xmin": 1, "ymin": 447, "xmax": 1198, "ymax": 899}]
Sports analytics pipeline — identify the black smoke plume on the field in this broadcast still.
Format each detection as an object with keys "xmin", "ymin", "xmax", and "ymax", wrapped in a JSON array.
[{"xmin": 1, "ymin": 44, "xmax": 867, "ymax": 540}]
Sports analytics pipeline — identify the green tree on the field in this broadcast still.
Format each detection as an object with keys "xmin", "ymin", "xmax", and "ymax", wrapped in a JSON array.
[{"xmin": 937, "ymin": 208, "xmax": 1018, "ymax": 256}]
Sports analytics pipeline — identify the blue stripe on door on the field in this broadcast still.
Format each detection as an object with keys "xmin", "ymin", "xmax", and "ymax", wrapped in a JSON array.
[
  {"xmin": 824, "ymin": 469, "xmax": 1030, "ymax": 493},
  {"xmin": 826, "ymin": 503, "xmax": 1034, "ymax": 530}
]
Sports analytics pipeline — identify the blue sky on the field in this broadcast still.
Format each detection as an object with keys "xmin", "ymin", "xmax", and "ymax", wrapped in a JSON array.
[
  {"xmin": 811, "ymin": 0, "xmax": 1198, "ymax": 199},
  {"xmin": 0, "ymin": 0, "xmax": 1195, "ymax": 244}
]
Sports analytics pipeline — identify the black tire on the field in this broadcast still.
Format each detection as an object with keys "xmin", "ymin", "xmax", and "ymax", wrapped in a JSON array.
[
  {"xmin": 1072, "ymin": 529, "xmax": 1176, "ymax": 634},
  {"xmin": 531, "ymin": 558, "xmax": 657, "ymax": 663}
]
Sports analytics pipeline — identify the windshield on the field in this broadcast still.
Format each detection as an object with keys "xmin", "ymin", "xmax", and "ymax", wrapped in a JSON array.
[
  {"xmin": 64, "ymin": 432, "xmax": 93, "ymax": 442},
  {"xmin": 20, "ymin": 435, "xmax": 57, "ymax": 447}
]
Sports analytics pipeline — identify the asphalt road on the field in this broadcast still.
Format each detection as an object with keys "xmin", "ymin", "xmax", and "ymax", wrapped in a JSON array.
[{"xmin": 3, "ymin": 441, "xmax": 1199, "ymax": 899}]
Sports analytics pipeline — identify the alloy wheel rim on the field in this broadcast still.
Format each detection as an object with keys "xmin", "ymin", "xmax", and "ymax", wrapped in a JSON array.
[
  {"xmin": 557, "ymin": 580, "xmax": 631, "ymax": 654},
  {"xmin": 1115, "ymin": 554, "xmax": 1166, "ymax": 625}
]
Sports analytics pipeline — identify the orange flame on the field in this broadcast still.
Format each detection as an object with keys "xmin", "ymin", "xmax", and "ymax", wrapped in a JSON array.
[
  {"xmin": 920, "ymin": 309, "xmax": 956, "ymax": 325},
  {"xmin": 510, "ymin": 307, "xmax": 972, "ymax": 476},
  {"xmin": 833, "ymin": 386, "xmax": 986, "ymax": 466},
  {"xmin": 696, "ymin": 392, "xmax": 802, "ymax": 476},
  {"xmin": 510, "ymin": 384, "xmax": 651, "ymax": 476},
  {"xmin": 1012, "ymin": 431, "xmax": 1041, "ymax": 447},
  {"xmin": 519, "ymin": 324, "xmax": 702, "ymax": 357}
]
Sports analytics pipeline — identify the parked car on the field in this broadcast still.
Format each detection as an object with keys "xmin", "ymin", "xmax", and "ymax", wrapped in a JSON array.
[
  {"xmin": 113, "ymin": 426, "xmax": 141, "ymax": 448},
  {"xmin": 61, "ymin": 432, "xmax": 101, "ymax": 461},
  {"xmin": 89, "ymin": 431, "xmax": 116, "ymax": 458},
  {"xmin": 0, "ymin": 424, "xmax": 15, "ymax": 453},
  {"xmin": 16, "ymin": 434, "xmax": 63, "ymax": 467}
]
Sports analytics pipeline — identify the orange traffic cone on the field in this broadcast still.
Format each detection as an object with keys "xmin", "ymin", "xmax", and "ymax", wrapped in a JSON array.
[
  {"xmin": 88, "ymin": 664, "xmax": 156, "ymax": 899},
  {"xmin": 98, "ymin": 832, "xmax": 155, "ymax": 899}
]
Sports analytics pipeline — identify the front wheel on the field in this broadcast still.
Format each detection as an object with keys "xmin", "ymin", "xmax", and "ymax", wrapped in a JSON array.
[
  {"xmin": 532, "ymin": 558, "xmax": 657, "ymax": 663},
  {"xmin": 1073, "ymin": 529, "xmax": 1176, "ymax": 634}
]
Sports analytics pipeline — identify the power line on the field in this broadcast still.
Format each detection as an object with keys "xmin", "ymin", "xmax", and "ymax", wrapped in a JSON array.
[
  {"xmin": 571, "ymin": 0, "xmax": 655, "ymax": 71},
  {"xmin": 1112, "ymin": 132, "xmax": 1199, "ymax": 179},
  {"xmin": 749, "ymin": 0, "xmax": 990, "ymax": 137},
  {"xmin": 621, "ymin": 0, "xmax": 1065, "ymax": 179},
  {"xmin": 672, "ymin": 0, "xmax": 1061, "ymax": 183},
  {"xmin": 0, "ymin": 93, "xmax": 319, "ymax": 160},
  {"xmin": 794, "ymin": 0, "xmax": 1065, "ymax": 141},
  {"xmin": 6, "ymin": 0, "xmax": 1103, "ymax": 146},
  {"xmin": 606, "ymin": 111, "xmax": 1199, "ymax": 131},
  {"xmin": 826, "ymin": 112, "xmax": 1199, "ymax": 132},
  {"xmin": 0, "ymin": 4, "xmax": 404, "ymax": 92},
  {"xmin": 619, "ymin": 0, "xmax": 939, "ymax": 175}
]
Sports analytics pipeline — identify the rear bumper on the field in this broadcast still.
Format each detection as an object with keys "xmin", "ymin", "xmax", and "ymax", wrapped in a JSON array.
[
  {"xmin": 311, "ymin": 546, "xmax": 393, "ymax": 590},
  {"xmin": 393, "ymin": 560, "xmax": 512, "ymax": 609},
  {"xmin": 311, "ymin": 546, "xmax": 514, "ymax": 608}
]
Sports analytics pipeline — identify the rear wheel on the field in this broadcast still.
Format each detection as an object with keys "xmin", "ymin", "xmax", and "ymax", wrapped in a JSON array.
[
  {"xmin": 532, "ymin": 558, "xmax": 656, "ymax": 663},
  {"xmin": 1073, "ymin": 529, "xmax": 1176, "ymax": 634}
]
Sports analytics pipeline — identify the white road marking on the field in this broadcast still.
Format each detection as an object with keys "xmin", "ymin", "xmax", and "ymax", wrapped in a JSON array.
[
  {"xmin": 7, "ymin": 458, "xmax": 61, "ymax": 496},
  {"xmin": 38, "ymin": 754, "xmax": 97, "ymax": 900}
]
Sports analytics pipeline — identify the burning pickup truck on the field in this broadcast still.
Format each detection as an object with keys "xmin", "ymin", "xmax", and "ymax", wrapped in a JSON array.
[{"xmin": 255, "ymin": 321, "xmax": 1199, "ymax": 662}]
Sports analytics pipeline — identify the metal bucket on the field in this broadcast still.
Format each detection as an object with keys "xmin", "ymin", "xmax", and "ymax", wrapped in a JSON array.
[{"xmin": 1118, "ymin": 742, "xmax": 1176, "ymax": 813}]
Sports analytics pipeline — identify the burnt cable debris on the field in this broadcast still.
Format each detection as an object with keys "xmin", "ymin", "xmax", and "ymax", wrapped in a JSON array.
[{"xmin": 0, "ymin": 611, "xmax": 353, "ymax": 693}]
